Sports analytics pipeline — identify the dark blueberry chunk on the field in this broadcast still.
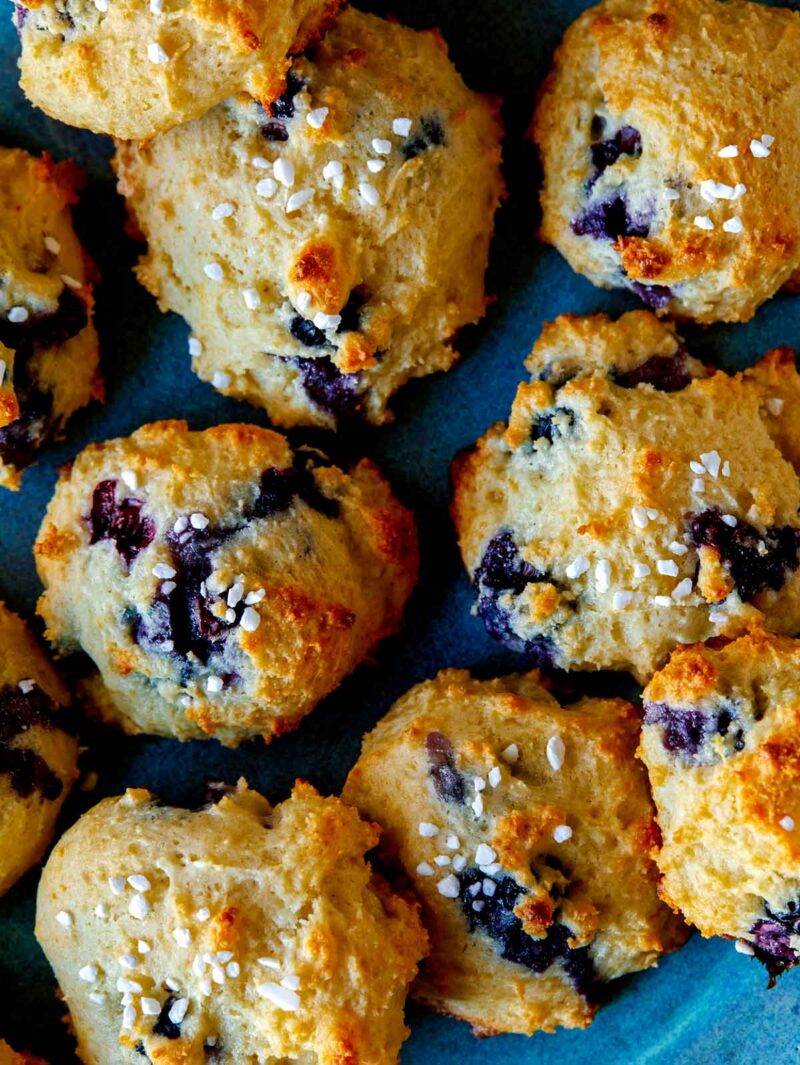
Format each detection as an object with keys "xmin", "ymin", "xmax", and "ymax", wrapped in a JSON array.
[
  {"xmin": 458, "ymin": 870, "xmax": 601, "ymax": 1002},
  {"xmin": 751, "ymin": 900, "xmax": 800, "ymax": 984},
  {"xmin": 644, "ymin": 699, "xmax": 745, "ymax": 761},
  {"xmin": 261, "ymin": 120, "xmax": 289, "ymax": 141},
  {"xmin": 152, "ymin": 996, "xmax": 181, "ymax": 1040},
  {"xmin": 251, "ymin": 466, "xmax": 301, "ymax": 518},
  {"xmin": 252, "ymin": 459, "xmax": 340, "ymax": 520},
  {"xmin": 590, "ymin": 124, "xmax": 641, "ymax": 176},
  {"xmin": 425, "ymin": 731, "xmax": 466, "ymax": 805},
  {"xmin": 0, "ymin": 683, "xmax": 70, "ymax": 800},
  {"xmin": 89, "ymin": 479, "xmax": 156, "ymax": 566},
  {"xmin": 475, "ymin": 531, "xmax": 541, "ymax": 595},
  {"xmin": 293, "ymin": 356, "xmax": 364, "ymax": 423},
  {"xmin": 613, "ymin": 350, "xmax": 692, "ymax": 392},
  {"xmin": 531, "ymin": 407, "xmax": 574, "ymax": 444},
  {"xmin": 473, "ymin": 531, "xmax": 554, "ymax": 662},
  {"xmin": 0, "ymin": 288, "xmax": 88, "ymax": 352},
  {"xmin": 571, "ymin": 196, "xmax": 652, "ymax": 241},
  {"xmin": 0, "ymin": 388, "xmax": 52, "ymax": 470},
  {"xmin": 161, "ymin": 525, "xmax": 230, "ymax": 664},
  {"xmin": 290, "ymin": 315, "xmax": 330, "ymax": 348},
  {"xmin": 270, "ymin": 70, "xmax": 304, "ymax": 119},
  {"xmin": 401, "ymin": 114, "xmax": 447, "ymax": 160},
  {"xmin": 628, "ymin": 281, "xmax": 673, "ymax": 311},
  {"xmin": 689, "ymin": 508, "xmax": 800, "ymax": 602},
  {"xmin": 130, "ymin": 597, "xmax": 174, "ymax": 656}
]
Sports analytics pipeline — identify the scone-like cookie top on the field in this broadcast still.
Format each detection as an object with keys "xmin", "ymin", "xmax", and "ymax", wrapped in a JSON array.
[
  {"xmin": 35, "ymin": 781, "xmax": 427, "ymax": 1065},
  {"xmin": 641, "ymin": 629, "xmax": 800, "ymax": 981},
  {"xmin": 15, "ymin": 0, "xmax": 341, "ymax": 140},
  {"xmin": 0, "ymin": 148, "xmax": 99, "ymax": 490},
  {"xmin": 0, "ymin": 602, "xmax": 78, "ymax": 896},
  {"xmin": 35, "ymin": 420, "xmax": 417, "ymax": 746},
  {"xmin": 533, "ymin": 0, "xmax": 800, "ymax": 323},
  {"xmin": 114, "ymin": 8, "xmax": 503, "ymax": 429},
  {"xmin": 452, "ymin": 311, "xmax": 800, "ymax": 681},
  {"xmin": 344, "ymin": 669, "xmax": 687, "ymax": 1036}
]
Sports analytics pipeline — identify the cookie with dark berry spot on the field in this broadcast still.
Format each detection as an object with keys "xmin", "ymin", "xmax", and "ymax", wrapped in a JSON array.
[
  {"xmin": 451, "ymin": 311, "xmax": 800, "ymax": 681},
  {"xmin": 532, "ymin": 0, "xmax": 800, "ymax": 322},
  {"xmin": 35, "ymin": 780, "xmax": 427, "ymax": 1064},
  {"xmin": 113, "ymin": 8, "xmax": 503, "ymax": 430},
  {"xmin": 0, "ymin": 147, "xmax": 99, "ymax": 490},
  {"xmin": 343, "ymin": 668, "xmax": 687, "ymax": 1036},
  {"xmin": 14, "ymin": 0, "xmax": 341, "ymax": 140},
  {"xmin": 0, "ymin": 603, "xmax": 78, "ymax": 897},
  {"xmin": 34, "ymin": 420, "xmax": 417, "ymax": 746},
  {"xmin": 640, "ymin": 629, "xmax": 800, "ymax": 982}
]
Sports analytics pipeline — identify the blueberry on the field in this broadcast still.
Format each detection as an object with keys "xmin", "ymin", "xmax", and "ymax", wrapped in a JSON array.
[
  {"xmin": 152, "ymin": 996, "xmax": 181, "ymax": 1040},
  {"xmin": 458, "ymin": 869, "xmax": 601, "ymax": 1002},
  {"xmin": 0, "ymin": 288, "xmax": 88, "ymax": 352},
  {"xmin": 12, "ymin": 3, "xmax": 27, "ymax": 32},
  {"xmin": 751, "ymin": 900, "xmax": 800, "ymax": 984},
  {"xmin": 270, "ymin": 70, "xmax": 304, "ymax": 120},
  {"xmin": 89, "ymin": 479, "xmax": 156, "ymax": 566},
  {"xmin": 425, "ymin": 731, "xmax": 466, "ymax": 805},
  {"xmin": 260, "ymin": 120, "xmax": 289, "ymax": 141},
  {"xmin": 644, "ymin": 699, "xmax": 745, "ymax": 761},
  {"xmin": 590, "ymin": 124, "xmax": 641, "ymax": 177},
  {"xmin": 571, "ymin": 196, "xmax": 652, "ymax": 241},
  {"xmin": 292, "ymin": 356, "xmax": 364, "ymax": 423},
  {"xmin": 0, "ymin": 389, "xmax": 52, "ymax": 471},
  {"xmin": 613, "ymin": 350, "xmax": 692, "ymax": 392},
  {"xmin": 531, "ymin": 407, "xmax": 574, "ymax": 444},
  {"xmin": 252, "ymin": 459, "xmax": 340, "ymax": 520},
  {"xmin": 473, "ymin": 531, "xmax": 555, "ymax": 663},
  {"xmin": 0, "ymin": 684, "xmax": 72, "ymax": 800},
  {"xmin": 689, "ymin": 508, "xmax": 800, "ymax": 602},
  {"xmin": 401, "ymin": 114, "xmax": 446, "ymax": 160},
  {"xmin": 290, "ymin": 315, "xmax": 329, "ymax": 348},
  {"xmin": 628, "ymin": 281, "xmax": 673, "ymax": 311}
]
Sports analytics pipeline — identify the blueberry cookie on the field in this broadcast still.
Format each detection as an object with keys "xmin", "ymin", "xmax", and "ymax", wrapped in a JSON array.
[
  {"xmin": 0, "ymin": 603, "xmax": 78, "ymax": 897},
  {"xmin": 114, "ymin": 8, "xmax": 503, "ymax": 430},
  {"xmin": 451, "ymin": 311, "xmax": 800, "ymax": 682},
  {"xmin": 35, "ymin": 780, "xmax": 427, "ymax": 1064},
  {"xmin": 640, "ymin": 628, "xmax": 800, "ymax": 982},
  {"xmin": 532, "ymin": 0, "xmax": 800, "ymax": 323},
  {"xmin": 343, "ymin": 669, "xmax": 687, "ymax": 1035},
  {"xmin": 34, "ymin": 420, "xmax": 418, "ymax": 746},
  {"xmin": 0, "ymin": 148, "xmax": 99, "ymax": 490},
  {"xmin": 14, "ymin": 0, "xmax": 341, "ymax": 140}
]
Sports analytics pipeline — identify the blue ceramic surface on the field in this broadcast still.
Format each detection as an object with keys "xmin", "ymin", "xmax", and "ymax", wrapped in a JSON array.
[{"xmin": 1, "ymin": 1, "xmax": 799, "ymax": 1060}]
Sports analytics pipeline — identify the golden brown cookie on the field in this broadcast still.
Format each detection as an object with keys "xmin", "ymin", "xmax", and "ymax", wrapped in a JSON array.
[
  {"xmin": 35, "ymin": 781, "xmax": 427, "ymax": 1064},
  {"xmin": 35, "ymin": 420, "xmax": 417, "ymax": 746},
  {"xmin": 344, "ymin": 668, "xmax": 687, "ymax": 1035},
  {"xmin": 114, "ymin": 8, "xmax": 503, "ymax": 429},
  {"xmin": 533, "ymin": 0, "xmax": 800, "ymax": 322}
]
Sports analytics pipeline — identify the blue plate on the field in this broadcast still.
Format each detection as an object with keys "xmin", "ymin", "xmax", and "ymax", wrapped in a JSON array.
[{"xmin": 1, "ymin": 1, "xmax": 798, "ymax": 1060}]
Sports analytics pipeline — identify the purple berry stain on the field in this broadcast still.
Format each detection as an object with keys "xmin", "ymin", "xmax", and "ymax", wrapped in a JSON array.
[
  {"xmin": 457, "ymin": 869, "xmax": 601, "ymax": 1002},
  {"xmin": 644, "ymin": 700, "xmax": 745, "ymax": 761},
  {"xmin": 473, "ymin": 531, "xmax": 555, "ymax": 664},
  {"xmin": 89, "ymin": 479, "xmax": 156, "ymax": 566},
  {"xmin": 0, "ymin": 684, "xmax": 72, "ymax": 800},
  {"xmin": 751, "ymin": 900, "xmax": 800, "ymax": 984},
  {"xmin": 426, "ymin": 731, "xmax": 466, "ymax": 805},
  {"xmin": 613, "ymin": 349, "xmax": 693, "ymax": 392},
  {"xmin": 689, "ymin": 508, "xmax": 800, "ymax": 602}
]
